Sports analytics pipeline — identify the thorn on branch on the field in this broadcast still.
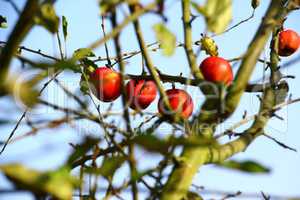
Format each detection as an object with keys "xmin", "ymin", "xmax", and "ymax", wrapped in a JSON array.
[
  {"xmin": 271, "ymin": 113, "xmax": 284, "ymax": 121},
  {"xmin": 261, "ymin": 191, "xmax": 271, "ymax": 200}
]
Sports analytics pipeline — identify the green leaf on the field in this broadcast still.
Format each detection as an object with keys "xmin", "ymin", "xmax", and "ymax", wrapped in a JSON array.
[
  {"xmin": 193, "ymin": 0, "xmax": 232, "ymax": 34},
  {"xmin": 52, "ymin": 60, "xmax": 81, "ymax": 73},
  {"xmin": 33, "ymin": 60, "xmax": 81, "ymax": 73},
  {"xmin": 99, "ymin": 0, "xmax": 123, "ymax": 14},
  {"xmin": 217, "ymin": 160, "xmax": 271, "ymax": 174},
  {"xmin": 85, "ymin": 156, "xmax": 126, "ymax": 180},
  {"xmin": 35, "ymin": 3, "xmax": 60, "ymax": 33},
  {"xmin": 0, "ymin": 164, "xmax": 77, "ymax": 200},
  {"xmin": 191, "ymin": 2, "xmax": 206, "ymax": 15},
  {"xmin": 82, "ymin": 58, "xmax": 98, "ymax": 71},
  {"xmin": 0, "ymin": 15, "xmax": 7, "ymax": 28},
  {"xmin": 153, "ymin": 23, "xmax": 176, "ymax": 56},
  {"xmin": 67, "ymin": 137, "xmax": 100, "ymax": 165},
  {"xmin": 5, "ymin": 75, "xmax": 40, "ymax": 108},
  {"xmin": 80, "ymin": 75, "xmax": 90, "ymax": 95},
  {"xmin": 73, "ymin": 48, "xmax": 95, "ymax": 60},
  {"xmin": 186, "ymin": 191, "xmax": 204, "ymax": 200},
  {"xmin": 62, "ymin": 16, "xmax": 68, "ymax": 40},
  {"xmin": 133, "ymin": 134, "xmax": 169, "ymax": 154},
  {"xmin": 132, "ymin": 134, "xmax": 215, "ymax": 154}
]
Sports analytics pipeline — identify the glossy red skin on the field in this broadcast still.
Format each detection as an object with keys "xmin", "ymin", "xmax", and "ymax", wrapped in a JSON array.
[
  {"xmin": 278, "ymin": 29, "xmax": 300, "ymax": 57},
  {"xmin": 90, "ymin": 67, "xmax": 121, "ymax": 102},
  {"xmin": 126, "ymin": 79, "xmax": 157, "ymax": 110},
  {"xmin": 200, "ymin": 56, "xmax": 233, "ymax": 85},
  {"xmin": 158, "ymin": 89, "xmax": 193, "ymax": 119}
]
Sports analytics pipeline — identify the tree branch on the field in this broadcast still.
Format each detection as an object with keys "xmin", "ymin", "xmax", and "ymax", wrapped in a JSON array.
[
  {"xmin": 182, "ymin": 0, "xmax": 203, "ymax": 80},
  {"xmin": 225, "ymin": 0, "xmax": 293, "ymax": 116},
  {"xmin": 0, "ymin": 0, "xmax": 39, "ymax": 94}
]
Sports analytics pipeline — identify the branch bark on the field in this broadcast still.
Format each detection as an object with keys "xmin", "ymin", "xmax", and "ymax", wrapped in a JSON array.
[
  {"xmin": 182, "ymin": 0, "xmax": 203, "ymax": 80},
  {"xmin": 224, "ymin": 0, "xmax": 292, "ymax": 115},
  {"xmin": 160, "ymin": 1, "xmax": 293, "ymax": 199},
  {"xmin": 0, "ymin": 0, "xmax": 39, "ymax": 95}
]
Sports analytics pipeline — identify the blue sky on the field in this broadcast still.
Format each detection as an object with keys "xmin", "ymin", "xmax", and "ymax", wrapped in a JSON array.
[{"xmin": 1, "ymin": 0, "xmax": 300, "ymax": 199}]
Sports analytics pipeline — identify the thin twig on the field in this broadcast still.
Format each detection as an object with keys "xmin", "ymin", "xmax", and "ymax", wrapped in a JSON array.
[
  {"xmin": 215, "ymin": 97, "xmax": 300, "ymax": 139},
  {"xmin": 212, "ymin": 9, "xmax": 255, "ymax": 37},
  {"xmin": 0, "ymin": 41, "xmax": 59, "ymax": 61},
  {"xmin": 0, "ymin": 71, "xmax": 61, "ymax": 155},
  {"xmin": 263, "ymin": 133, "xmax": 297, "ymax": 152}
]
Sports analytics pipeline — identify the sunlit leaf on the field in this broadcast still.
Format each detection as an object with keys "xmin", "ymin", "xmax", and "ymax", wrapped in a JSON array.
[
  {"xmin": 191, "ymin": 2, "xmax": 206, "ymax": 15},
  {"xmin": 217, "ymin": 160, "xmax": 271, "ymax": 173},
  {"xmin": 153, "ymin": 23, "xmax": 176, "ymax": 56},
  {"xmin": 0, "ymin": 164, "xmax": 77, "ymax": 200},
  {"xmin": 35, "ymin": 3, "xmax": 59, "ymax": 33},
  {"xmin": 192, "ymin": 0, "xmax": 232, "ymax": 34},
  {"xmin": 73, "ymin": 48, "xmax": 95, "ymax": 60},
  {"xmin": 5, "ymin": 75, "xmax": 40, "ymax": 108}
]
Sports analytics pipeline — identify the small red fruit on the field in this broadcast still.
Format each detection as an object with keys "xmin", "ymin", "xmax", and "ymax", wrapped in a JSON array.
[
  {"xmin": 158, "ymin": 89, "xmax": 193, "ymax": 119},
  {"xmin": 200, "ymin": 56, "xmax": 233, "ymax": 85},
  {"xmin": 126, "ymin": 79, "xmax": 157, "ymax": 110},
  {"xmin": 90, "ymin": 67, "xmax": 121, "ymax": 102},
  {"xmin": 278, "ymin": 29, "xmax": 300, "ymax": 57}
]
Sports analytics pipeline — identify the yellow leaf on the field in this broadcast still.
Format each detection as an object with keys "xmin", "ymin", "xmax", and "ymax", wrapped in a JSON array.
[{"xmin": 200, "ymin": 36, "xmax": 218, "ymax": 56}]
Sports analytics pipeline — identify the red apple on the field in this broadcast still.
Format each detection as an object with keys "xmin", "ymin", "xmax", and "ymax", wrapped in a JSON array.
[
  {"xmin": 200, "ymin": 56, "xmax": 233, "ymax": 85},
  {"xmin": 158, "ymin": 89, "xmax": 193, "ymax": 119},
  {"xmin": 89, "ymin": 67, "xmax": 121, "ymax": 102},
  {"xmin": 126, "ymin": 79, "xmax": 157, "ymax": 110},
  {"xmin": 278, "ymin": 29, "xmax": 300, "ymax": 57}
]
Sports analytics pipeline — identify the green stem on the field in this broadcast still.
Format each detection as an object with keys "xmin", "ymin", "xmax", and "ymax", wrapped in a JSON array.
[
  {"xmin": 160, "ymin": 1, "xmax": 291, "ymax": 199},
  {"xmin": 225, "ymin": 0, "xmax": 288, "ymax": 115},
  {"xmin": 88, "ymin": 2, "xmax": 157, "ymax": 50},
  {"xmin": 129, "ymin": 5, "xmax": 171, "ymax": 111},
  {"xmin": 182, "ymin": 0, "xmax": 203, "ymax": 80}
]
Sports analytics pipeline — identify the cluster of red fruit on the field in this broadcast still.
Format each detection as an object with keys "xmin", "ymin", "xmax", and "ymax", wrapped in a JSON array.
[
  {"xmin": 89, "ymin": 56, "xmax": 233, "ymax": 119},
  {"xmin": 89, "ymin": 29, "xmax": 300, "ymax": 119}
]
